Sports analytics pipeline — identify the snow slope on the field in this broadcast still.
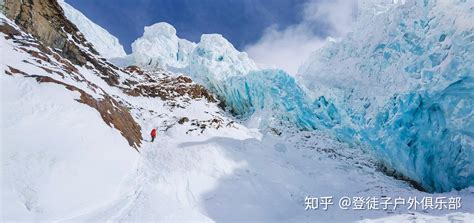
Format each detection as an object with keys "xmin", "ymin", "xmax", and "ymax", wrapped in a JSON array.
[
  {"xmin": 50, "ymin": 125, "xmax": 474, "ymax": 222},
  {"xmin": 58, "ymin": 0, "xmax": 126, "ymax": 58},
  {"xmin": 0, "ymin": 15, "xmax": 137, "ymax": 220},
  {"xmin": 1, "ymin": 75, "xmax": 138, "ymax": 221},
  {"xmin": 2, "ymin": 1, "xmax": 474, "ymax": 222}
]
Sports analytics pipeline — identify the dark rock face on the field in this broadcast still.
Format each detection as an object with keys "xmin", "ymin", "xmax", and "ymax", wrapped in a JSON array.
[
  {"xmin": 4, "ymin": 0, "xmax": 121, "ymax": 86},
  {"xmin": 4, "ymin": 0, "xmax": 97, "ymax": 64}
]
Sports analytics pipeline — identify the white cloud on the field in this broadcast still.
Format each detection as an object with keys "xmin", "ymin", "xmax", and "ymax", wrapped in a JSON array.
[{"xmin": 245, "ymin": 0, "xmax": 357, "ymax": 74}]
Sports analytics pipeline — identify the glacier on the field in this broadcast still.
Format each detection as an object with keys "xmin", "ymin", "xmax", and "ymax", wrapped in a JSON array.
[
  {"xmin": 298, "ymin": 0, "xmax": 474, "ymax": 192},
  {"xmin": 204, "ymin": 69, "xmax": 342, "ymax": 131},
  {"xmin": 113, "ymin": 0, "xmax": 473, "ymax": 192},
  {"xmin": 58, "ymin": 0, "xmax": 126, "ymax": 58},
  {"xmin": 3, "ymin": 0, "xmax": 474, "ymax": 221}
]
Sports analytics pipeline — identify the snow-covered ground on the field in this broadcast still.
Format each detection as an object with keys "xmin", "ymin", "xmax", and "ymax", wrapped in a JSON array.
[
  {"xmin": 1, "ymin": 1, "xmax": 474, "ymax": 222},
  {"xmin": 360, "ymin": 212, "xmax": 474, "ymax": 223},
  {"xmin": 2, "ymin": 73, "xmax": 473, "ymax": 221},
  {"xmin": 1, "ymin": 74, "xmax": 138, "ymax": 221},
  {"xmin": 25, "ymin": 109, "xmax": 473, "ymax": 222},
  {"xmin": 2, "ymin": 25, "xmax": 472, "ymax": 222}
]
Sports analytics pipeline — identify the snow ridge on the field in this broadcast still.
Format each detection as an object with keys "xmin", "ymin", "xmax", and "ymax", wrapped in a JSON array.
[{"xmin": 58, "ymin": 0, "xmax": 126, "ymax": 58}]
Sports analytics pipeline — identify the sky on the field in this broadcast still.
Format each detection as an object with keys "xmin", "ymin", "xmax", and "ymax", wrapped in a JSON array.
[{"xmin": 65, "ymin": 0, "xmax": 357, "ymax": 74}]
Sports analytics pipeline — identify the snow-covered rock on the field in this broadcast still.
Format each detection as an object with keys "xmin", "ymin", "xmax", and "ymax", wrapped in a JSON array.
[
  {"xmin": 0, "ymin": 11, "xmax": 237, "ymax": 221},
  {"xmin": 0, "ymin": 13, "xmax": 138, "ymax": 220},
  {"xmin": 1, "ymin": 74, "xmax": 139, "ymax": 220},
  {"xmin": 58, "ymin": 0, "xmax": 126, "ymax": 58}
]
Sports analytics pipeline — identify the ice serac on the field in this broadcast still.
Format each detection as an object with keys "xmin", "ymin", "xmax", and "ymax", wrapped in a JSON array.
[
  {"xmin": 116, "ymin": 0, "xmax": 472, "ymax": 192},
  {"xmin": 58, "ymin": 0, "xmax": 126, "ymax": 58},
  {"xmin": 131, "ymin": 22, "xmax": 196, "ymax": 69},
  {"xmin": 188, "ymin": 34, "xmax": 258, "ymax": 81},
  {"xmin": 206, "ymin": 69, "xmax": 341, "ymax": 130},
  {"xmin": 128, "ymin": 25, "xmax": 328, "ymax": 130},
  {"xmin": 298, "ymin": 0, "xmax": 474, "ymax": 192}
]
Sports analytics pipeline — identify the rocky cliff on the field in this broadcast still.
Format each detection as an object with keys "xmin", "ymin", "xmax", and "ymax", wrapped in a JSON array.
[
  {"xmin": 4, "ymin": 0, "xmax": 97, "ymax": 63},
  {"xmin": 3, "ymin": 0, "xmax": 125, "ymax": 86}
]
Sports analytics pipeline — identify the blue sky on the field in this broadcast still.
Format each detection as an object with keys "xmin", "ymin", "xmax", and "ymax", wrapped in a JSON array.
[
  {"xmin": 66, "ymin": 0, "xmax": 312, "ymax": 53},
  {"xmin": 65, "ymin": 0, "xmax": 357, "ymax": 74}
]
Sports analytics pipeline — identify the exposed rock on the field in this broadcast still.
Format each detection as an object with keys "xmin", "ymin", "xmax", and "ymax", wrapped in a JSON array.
[
  {"xmin": 122, "ymin": 66, "xmax": 217, "ymax": 103},
  {"xmin": 4, "ymin": 0, "xmax": 96, "ymax": 64},
  {"xmin": 0, "ymin": 19, "xmax": 20, "ymax": 39},
  {"xmin": 1, "ymin": 3, "xmax": 223, "ymax": 151},
  {"xmin": 124, "ymin": 79, "xmax": 216, "ymax": 102},
  {"xmin": 40, "ymin": 76, "xmax": 143, "ymax": 150},
  {"xmin": 178, "ymin": 117, "xmax": 189, "ymax": 124},
  {"xmin": 376, "ymin": 164, "xmax": 426, "ymax": 192},
  {"xmin": 3, "ymin": 0, "xmax": 121, "ymax": 86},
  {"xmin": 123, "ymin": 65, "xmax": 144, "ymax": 75},
  {"xmin": 6, "ymin": 67, "xmax": 143, "ymax": 150},
  {"xmin": 6, "ymin": 66, "xmax": 28, "ymax": 76},
  {"xmin": 185, "ymin": 117, "xmax": 234, "ymax": 134},
  {"xmin": 2, "ymin": 18, "xmax": 143, "ymax": 151}
]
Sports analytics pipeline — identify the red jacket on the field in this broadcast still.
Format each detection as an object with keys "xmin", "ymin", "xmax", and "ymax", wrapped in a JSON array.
[{"xmin": 151, "ymin": 129, "xmax": 157, "ymax": 137}]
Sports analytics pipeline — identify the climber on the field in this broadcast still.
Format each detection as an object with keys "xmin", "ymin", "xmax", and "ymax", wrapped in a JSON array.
[{"xmin": 150, "ymin": 128, "xmax": 157, "ymax": 142}]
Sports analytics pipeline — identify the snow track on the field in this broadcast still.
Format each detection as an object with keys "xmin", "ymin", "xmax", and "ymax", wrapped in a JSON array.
[{"xmin": 59, "ymin": 121, "xmax": 474, "ymax": 222}]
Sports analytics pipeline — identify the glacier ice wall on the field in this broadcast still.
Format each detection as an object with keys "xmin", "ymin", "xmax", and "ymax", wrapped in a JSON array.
[
  {"xmin": 120, "ymin": 0, "xmax": 473, "ymax": 192},
  {"xmin": 58, "ymin": 0, "xmax": 126, "ymax": 58},
  {"xmin": 298, "ymin": 0, "xmax": 474, "ymax": 192},
  {"xmin": 122, "ymin": 24, "xmax": 341, "ymax": 132},
  {"xmin": 175, "ymin": 0, "xmax": 473, "ymax": 192},
  {"xmin": 205, "ymin": 69, "xmax": 343, "ymax": 131}
]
